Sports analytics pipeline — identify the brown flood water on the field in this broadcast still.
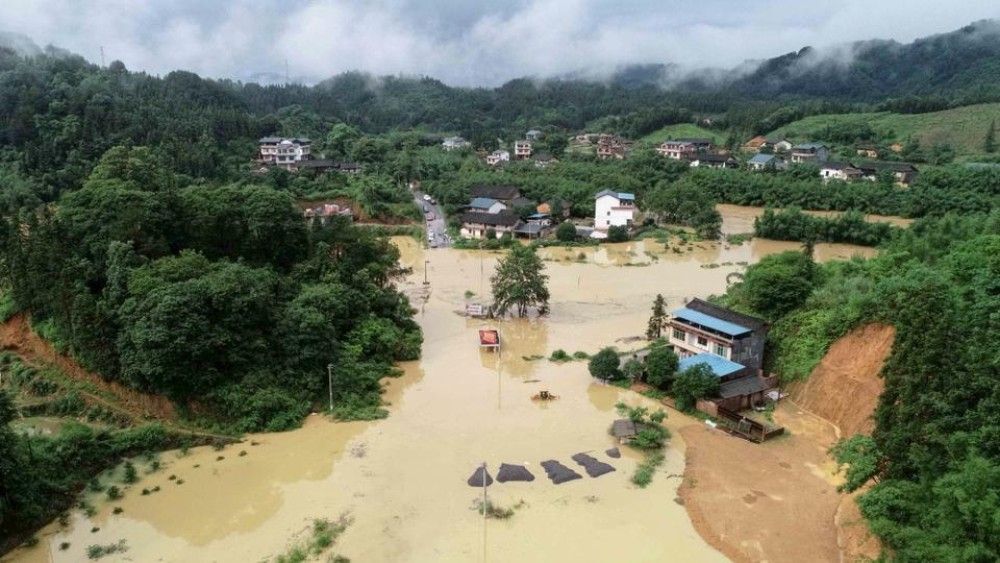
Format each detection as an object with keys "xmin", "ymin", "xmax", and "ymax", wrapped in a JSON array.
[
  {"xmin": 717, "ymin": 203, "xmax": 913, "ymax": 235},
  {"xmin": 6, "ymin": 235, "xmax": 874, "ymax": 563}
]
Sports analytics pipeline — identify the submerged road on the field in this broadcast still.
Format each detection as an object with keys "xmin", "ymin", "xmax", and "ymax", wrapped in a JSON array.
[{"xmin": 411, "ymin": 189, "xmax": 450, "ymax": 248}]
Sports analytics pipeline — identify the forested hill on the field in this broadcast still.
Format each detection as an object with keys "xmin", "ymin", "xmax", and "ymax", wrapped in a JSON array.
[
  {"xmin": 722, "ymin": 19, "xmax": 1000, "ymax": 104},
  {"xmin": 612, "ymin": 19, "xmax": 1000, "ymax": 106}
]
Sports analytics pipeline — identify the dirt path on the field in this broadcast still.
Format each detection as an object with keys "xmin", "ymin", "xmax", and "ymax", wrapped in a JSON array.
[{"xmin": 679, "ymin": 324, "xmax": 893, "ymax": 562}]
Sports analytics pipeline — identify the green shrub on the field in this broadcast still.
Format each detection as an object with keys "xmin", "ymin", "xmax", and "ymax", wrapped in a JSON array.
[
  {"xmin": 548, "ymin": 349, "xmax": 571, "ymax": 362},
  {"xmin": 588, "ymin": 347, "xmax": 620, "ymax": 380}
]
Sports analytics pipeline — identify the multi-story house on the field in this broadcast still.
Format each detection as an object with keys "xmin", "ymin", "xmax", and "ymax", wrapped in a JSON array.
[
  {"xmin": 656, "ymin": 138, "xmax": 713, "ymax": 160},
  {"xmin": 596, "ymin": 134, "xmax": 631, "ymax": 160},
  {"xmin": 258, "ymin": 137, "xmax": 312, "ymax": 169},
  {"xmin": 790, "ymin": 142, "xmax": 829, "ymax": 163},
  {"xmin": 591, "ymin": 189, "xmax": 635, "ymax": 238},
  {"xmin": 513, "ymin": 140, "xmax": 533, "ymax": 159},
  {"xmin": 666, "ymin": 298, "xmax": 768, "ymax": 381}
]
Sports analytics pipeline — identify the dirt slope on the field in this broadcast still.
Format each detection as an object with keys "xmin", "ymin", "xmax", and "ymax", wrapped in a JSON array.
[
  {"xmin": 679, "ymin": 323, "xmax": 894, "ymax": 562},
  {"xmin": 0, "ymin": 313, "xmax": 177, "ymax": 421},
  {"xmin": 788, "ymin": 323, "xmax": 894, "ymax": 438}
]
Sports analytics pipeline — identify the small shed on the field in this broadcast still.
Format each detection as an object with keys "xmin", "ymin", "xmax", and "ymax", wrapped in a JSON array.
[{"xmin": 611, "ymin": 419, "xmax": 637, "ymax": 443}]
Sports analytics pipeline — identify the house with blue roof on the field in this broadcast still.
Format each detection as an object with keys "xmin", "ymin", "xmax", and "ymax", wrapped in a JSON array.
[
  {"xmin": 748, "ymin": 153, "xmax": 786, "ymax": 171},
  {"xmin": 667, "ymin": 298, "xmax": 768, "ymax": 382}
]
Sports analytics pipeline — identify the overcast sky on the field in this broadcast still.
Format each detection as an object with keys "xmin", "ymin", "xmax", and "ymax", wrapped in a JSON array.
[{"xmin": 2, "ymin": 0, "xmax": 998, "ymax": 86}]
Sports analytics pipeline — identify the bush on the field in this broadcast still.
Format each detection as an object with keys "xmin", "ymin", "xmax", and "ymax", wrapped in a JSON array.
[
  {"xmin": 555, "ymin": 221, "xmax": 577, "ymax": 242},
  {"xmin": 549, "ymin": 349, "xmax": 571, "ymax": 362},
  {"xmin": 588, "ymin": 347, "xmax": 621, "ymax": 380},
  {"xmin": 631, "ymin": 452, "xmax": 666, "ymax": 488},
  {"xmin": 671, "ymin": 364, "xmax": 720, "ymax": 412},
  {"xmin": 607, "ymin": 225, "xmax": 629, "ymax": 242},
  {"xmin": 645, "ymin": 346, "xmax": 678, "ymax": 389}
]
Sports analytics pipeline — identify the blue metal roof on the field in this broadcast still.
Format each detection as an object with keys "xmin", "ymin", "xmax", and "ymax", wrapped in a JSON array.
[
  {"xmin": 749, "ymin": 154, "xmax": 775, "ymax": 164},
  {"xmin": 617, "ymin": 192, "xmax": 635, "ymax": 201},
  {"xmin": 469, "ymin": 197, "xmax": 500, "ymax": 209},
  {"xmin": 678, "ymin": 353, "xmax": 745, "ymax": 377},
  {"xmin": 672, "ymin": 308, "xmax": 751, "ymax": 337}
]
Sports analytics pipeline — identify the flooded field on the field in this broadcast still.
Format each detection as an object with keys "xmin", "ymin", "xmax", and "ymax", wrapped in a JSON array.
[
  {"xmin": 717, "ymin": 203, "xmax": 914, "ymax": 235},
  {"xmin": 6, "ymin": 235, "xmax": 874, "ymax": 563}
]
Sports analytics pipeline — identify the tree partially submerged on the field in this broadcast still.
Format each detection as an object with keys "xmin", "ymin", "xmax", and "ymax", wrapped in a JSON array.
[
  {"xmin": 646, "ymin": 294, "xmax": 667, "ymax": 339},
  {"xmin": 490, "ymin": 245, "xmax": 549, "ymax": 317}
]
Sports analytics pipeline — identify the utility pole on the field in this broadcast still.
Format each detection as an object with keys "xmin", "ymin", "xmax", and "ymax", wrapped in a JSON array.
[
  {"xmin": 326, "ymin": 363, "xmax": 334, "ymax": 413},
  {"xmin": 100, "ymin": 46, "xmax": 105, "ymax": 67},
  {"xmin": 423, "ymin": 259, "xmax": 429, "ymax": 285}
]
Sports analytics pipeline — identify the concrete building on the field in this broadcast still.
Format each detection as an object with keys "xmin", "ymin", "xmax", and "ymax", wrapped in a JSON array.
[
  {"xmin": 591, "ymin": 189, "xmax": 636, "ymax": 238},
  {"xmin": 258, "ymin": 137, "xmax": 312, "ymax": 169}
]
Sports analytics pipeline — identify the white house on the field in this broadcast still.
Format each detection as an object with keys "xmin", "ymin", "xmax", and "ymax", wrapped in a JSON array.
[
  {"xmin": 591, "ymin": 189, "xmax": 636, "ymax": 238},
  {"xmin": 486, "ymin": 150, "xmax": 510, "ymax": 166},
  {"xmin": 259, "ymin": 137, "xmax": 311, "ymax": 169},
  {"xmin": 526, "ymin": 129, "xmax": 543, "ymax": 141},
  {"xmin": 442, "ymin": 136, "xmax": 471, "ymax": 151},
  {"xmin": 819, "ymin": 161, "xmax": 863, "ymax": 182}
]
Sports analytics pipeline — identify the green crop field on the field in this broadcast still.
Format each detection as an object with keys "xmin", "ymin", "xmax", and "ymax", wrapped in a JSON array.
[
  {"xmin": 639, "ymin": 123, "xmax": 723, "ymax": 145},
  {"xmin": 768, "ymin": 103, "xmax": 1000, "ymax": 158}
]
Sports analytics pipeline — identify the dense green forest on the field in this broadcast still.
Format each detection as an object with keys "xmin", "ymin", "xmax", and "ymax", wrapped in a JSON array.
[{"xmin": 720, "ymin": 212, "xmax": 999, "ymax": 560}]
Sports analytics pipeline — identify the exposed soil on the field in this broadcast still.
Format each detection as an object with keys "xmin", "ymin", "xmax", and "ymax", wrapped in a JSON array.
[
  {"xmin": 787, "ymin": 323, "xmax": 894, "ymax": 437},
  {"xmin": 0, "ymin": 313, "xmax": 177, "ymax": 421},
  {"xmin": 679, "ymin": 324, "xmax": 893, "ymax": 562}
]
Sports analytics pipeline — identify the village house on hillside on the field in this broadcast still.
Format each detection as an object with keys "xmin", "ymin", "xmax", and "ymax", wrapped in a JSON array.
[
  {"xmin": 747, "ymin": 153, "xmax": 786, "ymax": 171},
  {"xmin": 514, "ymin": 140, "xmax": 533, "ymax": 160},
  {"xmin": 470, "ymin": 184, "xmax": 522, "ymax": 204},
  {"xmin": 689, "ymin": 153, "xmax": 738, "ymax": 169},
  {"xmin": 596, "ymin": 134, "xmax": 631, "ymax": 160},
  {"xmin": 855, "ymin": 143, "xmax": 879, "ymax": 159},
  {"xmin": 486, "ymin": 149, "xmax": 510, "ymax": 166},
  {"xmin": 656, "ymin": 138, "xmax": 713, "ymax": 160},
  {"xmin": 820, "ymin": 161, "xmax": 864, "ymax": 182},
  {"xmin": 591, "ymin": 189, "xmax": 635, "ymax": 239},
  {"xmin": 467, "ymin": 197, "xmax": 508, "ymax": 214},
  {"xmin": 442, "ymin": 136, "xmax": 471, "ymax": 151},
  {"xmin": 854, "ymin": 161, "xmax": 919, "ymax": 187},
  {"xmin": 258, "ymin": 137, "xmax": 312, "ymax": 169},
  {"xmin": 790, "ymin": 142, "xmax": 830, "ymax": 163},
  {"xmin": 667, "ymin": 299, "xmax": 776, "ymax": 411},
  {"xmin": 533, "ymin": 152, "xmax": 558, "ymax": 169},
  {"xmin": 765, "ymin": 136, "xmax": 793, "ymax": 152},
  {"xmin": 526, "ymin": 129, "xmax": 544, "ymax": 141},
  {"xmin": 257, "ymin": 137, "xmax": 361, "ymax": 174}
]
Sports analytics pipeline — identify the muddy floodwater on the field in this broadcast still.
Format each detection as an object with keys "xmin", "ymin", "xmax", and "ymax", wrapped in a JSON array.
[
  {"xmin": 7, "ymin": 235, "xmax": 876, "ymax": 563},
  {"xmin": 717, "ymin": 203, "xmax": 913, "ymax": 235}
]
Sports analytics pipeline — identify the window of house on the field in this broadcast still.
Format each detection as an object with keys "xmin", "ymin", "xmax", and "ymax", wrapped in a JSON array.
[
  {"xmin": 672, "ymin": 328, "xmax": 685, "ymax": 341},
  {"xmin": 714, "ymin": 343, "xmax": 726, "ymax": 357},
  {"xmin": 696, "ymin": 336, "xmax": 708, "ymax": 347}
]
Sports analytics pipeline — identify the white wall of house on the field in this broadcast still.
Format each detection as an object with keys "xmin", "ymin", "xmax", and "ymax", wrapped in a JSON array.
[
  {"xmin": 668, "ymin": 325, "xmax": 733, "ymax": 360},
  {"xmin": 594, "ymin": 194, "xmax": 635, "ymax": 230}
]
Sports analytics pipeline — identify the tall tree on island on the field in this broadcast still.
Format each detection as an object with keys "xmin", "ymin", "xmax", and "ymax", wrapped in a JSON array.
[
  {"xmin": 490, "ymin": 245, "xmax": 549, "ymax": 317},
  {"xmin": 646, "ymin": 293, "xmax": 668, "ymax": 339}
]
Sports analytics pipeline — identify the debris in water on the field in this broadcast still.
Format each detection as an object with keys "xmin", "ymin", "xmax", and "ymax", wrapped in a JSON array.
[
  {"xmin": 540, "ymin": 460, "xmax": 583, "ymax": 484},
  {"xmin": 531, "ymin": 390, "xmax": 558, "ymax": 401},
  {"xmin": 496, "ymin": 463, "xmax": 535, "ymax": 483},
  {"xmin": 467, "ymin": 466, "xmax": 493, "ymax": 487},
  {"xmin": 605, "ymin": 447, "xmax": 621, "ymax": 459},
  {"xmin": 571, "ymin": 453, "xmax": 616, "ymax": 478},
  {"xmin": 350, "ymin": 443, "xmax": 367, "ymax": 458}
]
